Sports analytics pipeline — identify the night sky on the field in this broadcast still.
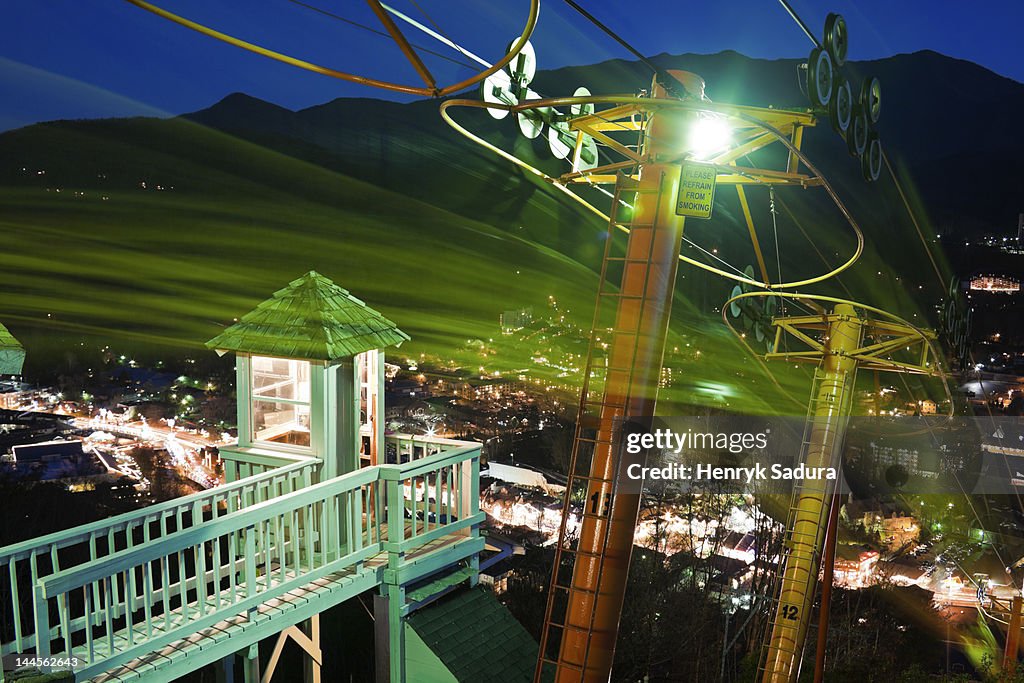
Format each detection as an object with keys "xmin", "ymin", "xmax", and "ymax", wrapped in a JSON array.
[{"xmin": 1, "ymin": 0, "xmax": 1021, "ymax": 131}]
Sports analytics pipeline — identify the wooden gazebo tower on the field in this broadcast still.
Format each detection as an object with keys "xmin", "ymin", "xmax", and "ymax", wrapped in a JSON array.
[{"xmin": 206, "ymin": 271, "xmax": 409, "ymax": 482}]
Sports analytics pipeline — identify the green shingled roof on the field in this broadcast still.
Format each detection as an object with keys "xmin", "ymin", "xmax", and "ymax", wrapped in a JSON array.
[
  {"xmin": 407, "ymin": 587, "xmax": 539, "ymax": 683},
  {"xmin": 205, "ymin": 271, "xmax": 409, "ymax": 361},
  {"xmin": 0, "ymin": 323, "xmax": 25, "ymax": 375}
]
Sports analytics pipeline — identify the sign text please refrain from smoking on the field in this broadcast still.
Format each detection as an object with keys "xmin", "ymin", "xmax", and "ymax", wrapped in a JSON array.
[{"xmin": 675, "ymin": 162, "xmax": 717, "ymax": 219}]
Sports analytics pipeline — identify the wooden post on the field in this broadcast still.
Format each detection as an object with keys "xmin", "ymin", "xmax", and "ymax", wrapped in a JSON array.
[
  {"xmin": 303, "ymin": 616, "xmax": 321, "ymax": 683},
  {"xmin": 1004, "ymin": 596, "xmax": 1023, "ymax": 673},
  {"xmin": 217, "ymin": 654, "xmax": 235, "ymax": 683},
  {"xmin": 243, "ymin": 643, "xmax": 261, "ymax": 683},
  {"xmin": 374, "ymin": 592, "xmax": 398, "ymax": 683},
  {"xmin": 387, "ymin": 583, "xmax": 405, "ymax": 682},
  {"xmin": 32, "ymin": 583, "xmax": 50, "ymax": 657}
]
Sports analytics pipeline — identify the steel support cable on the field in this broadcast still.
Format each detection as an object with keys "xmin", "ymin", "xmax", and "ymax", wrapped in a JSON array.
[
  {"xmin": 743, "ymin": 144, "xmax": 848, "ymax": 303},
  {"xmin": 770, "ymin": 187, "xmax": 784, "ymax": 285},
  {"xmin": 723, "ymin": 158, "xmax": 819, "ymax": 317},
  {"xmin": 439, "ymin": 95, "xmax": 865, "ymax": 291},
  {"xmin": 406, "ymin": 0, "xmax": 480, "ymax": 70},
  {"xmin": 558, "ymin": 0, "xmax": 658, "ymax": 75},
  {"xmin": 773, "ymin": 193, "xmax": 856, "ymax": 300},
  {"xmin": 382, "ymin": 0, "xmax": 686, "ymax": 151},
  {"xmin": 682, "ymin": 235, "xmax": 749, "ymax": 278},
  {"xmin": 388, "ymin": 0, "xmax": 492, "ymax": 71},
  {"xmin": 882, "ymin": 151, "xmax": 946, "ymax": 289},
  {"xmin": 959, "ymin": 563, "xmax": 1009, "ymax": 626},
  {"xmin": 722, "ymin": 290, "xmax": 956, "ymax": 415},
  {"xmin": 124, "ymin": 0, "xmax": 538, "ymax": 97},
  {"xmin": 282, "ymin": 0, "xmax": 477, "ymax": 70},
  {"xmin": 729, "ymin": 151, "xmax": 784, "ymax": 294},
  {"xmin": 775, "ymin": 0, "xmax": 823, "ymax": 49}
]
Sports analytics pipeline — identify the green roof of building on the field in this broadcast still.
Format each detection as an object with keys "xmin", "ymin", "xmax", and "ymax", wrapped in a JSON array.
[
  {"xmin": 0, "ymin": 323, "xmax": 21, "ymax": 350},
  {"xmin": 205, "ymin": 271, "xmax": 409, "ymax": 361},
  {"xmin": 0, "ymin": 323, "xmax": 25, "ymax": 375},
  {"xmin": 407, "ymin": 587, "xmax": 540, "ymax": 683}
]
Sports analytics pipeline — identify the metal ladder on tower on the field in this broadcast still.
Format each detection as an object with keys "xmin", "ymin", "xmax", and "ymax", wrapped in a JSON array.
[{"xmin": 535, "ymin": 171, "xmax": 666, "ymax": 682}]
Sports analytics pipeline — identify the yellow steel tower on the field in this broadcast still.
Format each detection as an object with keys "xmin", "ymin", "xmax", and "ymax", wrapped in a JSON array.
[{"xmin": 721, "ymin": 294, "xmax": 944, "ymax": 682}]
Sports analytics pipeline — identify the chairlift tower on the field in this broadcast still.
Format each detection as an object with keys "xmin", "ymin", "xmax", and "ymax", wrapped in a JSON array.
[
  {"xmin": 443, "ymin": 49, "xmax": 870, "ymax": 679},
  {"xmin": 440, "ymin": 21, "xmax": 884, "ymax": 675},
  {"xmin": 722, "ymin": 295, "xmax": 943, "ymax": 682}
]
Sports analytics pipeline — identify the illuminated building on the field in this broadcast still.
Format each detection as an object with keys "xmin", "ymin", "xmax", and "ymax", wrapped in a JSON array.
[
  {"xmin": 500, "ymin": 307, "xmax": 533, "ymax": 334},
  {"xmin": 969, "ymin": 275, "xmax": 1020, "ymax": 294},
  {"xmin": 833, "ymin": 547, "xmax": 879, "ymax": 587}
]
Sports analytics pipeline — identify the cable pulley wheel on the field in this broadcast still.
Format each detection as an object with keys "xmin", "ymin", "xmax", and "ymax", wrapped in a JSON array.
[
  {"xmin": 506, "ymin": 39, "xmax": 537, "ymax": 85},
  {"xmin": 567, "ymin": 87, "xmax": 599, "ymax": 170},
  {"xmin": 944, "ymin": 299, "xmax": 956, "ymax": 327},
  {"xmin": 516, "ymin": 91, "xmax": 544, "ymax": 139},
  {"xmin": 742, "ymin": 265, "xmax": 757, "ymax": 292},
  {"xmin": 481, "ymin": 72, "xmax": 516, "ymax": 120},
  {"xmin": 762, "ymin": 297, "xmax": 778, "ymax": 352},
  {"xmin": 729, "ymin": 285, "xmax": 744, "ymax": 318},
  {"xmin": 807, "ymin": 48, "xmax": 834, "ymax": 108},
  {"xmin": 829, "ymin": 78, "xmax": 852, "ymax": 133},
  {"xmin": 823, "ymin": 13, "xmax": 849, "ymax": 67},
  {"xmin": 548, "ymin": 117, "xmax": 573, "ymax": 159},
  {"xmin": 576, "ymin": 135, "xmax": 599, "ymax": 170},
  {"xmin": 847, "ymin": 105, "xmax": 868, "ymax": 157},
  {"xmin": 860, "ymin": 76, "xmax": 882, "ymax": 124},
  {"xmin": 570, "ymin": 87, "xmax": 595, "ymax": 117},
  {"xmin": 861, "ymin": 132, "xmax": 882, "ymax": 182}
]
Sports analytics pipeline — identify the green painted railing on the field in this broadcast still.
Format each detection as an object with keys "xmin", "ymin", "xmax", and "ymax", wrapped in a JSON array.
[
  {"xmin": 13, "ymin": 443, "xmax": 481, "ymax": 680},
  {"xmin": 383, "ymin": 432, "xmax": 473, "ymax": 464},
  {"xmin": 0, "ymin": 453, "xmax": 316, "ymax": 657}
]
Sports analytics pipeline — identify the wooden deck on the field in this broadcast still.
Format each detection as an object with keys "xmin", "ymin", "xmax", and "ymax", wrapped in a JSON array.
[
  {"xmin": 4, "ymin": 442, "xmax": 483, "ymax": 683},
  {"xmin": 83, "ymin": 529, "xmax": 476, "ymax": 683}
]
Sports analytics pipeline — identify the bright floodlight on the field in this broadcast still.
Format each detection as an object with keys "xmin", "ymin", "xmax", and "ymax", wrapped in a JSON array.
[{"xmin": 688, "ymin": 116, "xmax": 732, "ymax": 160}]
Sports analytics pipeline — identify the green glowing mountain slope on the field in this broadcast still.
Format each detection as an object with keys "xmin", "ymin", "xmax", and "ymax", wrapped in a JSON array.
[{"xmin": 2, "ymin": 50, "xmax": 1013, "ymax": 413}]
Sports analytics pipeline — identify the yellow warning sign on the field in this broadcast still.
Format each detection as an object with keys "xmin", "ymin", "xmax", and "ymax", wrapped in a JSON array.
[{"xmin": 676, "ymin": 162, "xmax": 717, "ymax": 219}]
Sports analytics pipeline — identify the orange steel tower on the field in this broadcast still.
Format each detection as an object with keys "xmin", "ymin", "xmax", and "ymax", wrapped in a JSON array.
[
  {"xmin": 540, "ymin": 76, "xmax": 689, "ymax": 682},
  {"xmin": 498, "ymin": 78, "xmax": 839, "ymax": 682}
]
